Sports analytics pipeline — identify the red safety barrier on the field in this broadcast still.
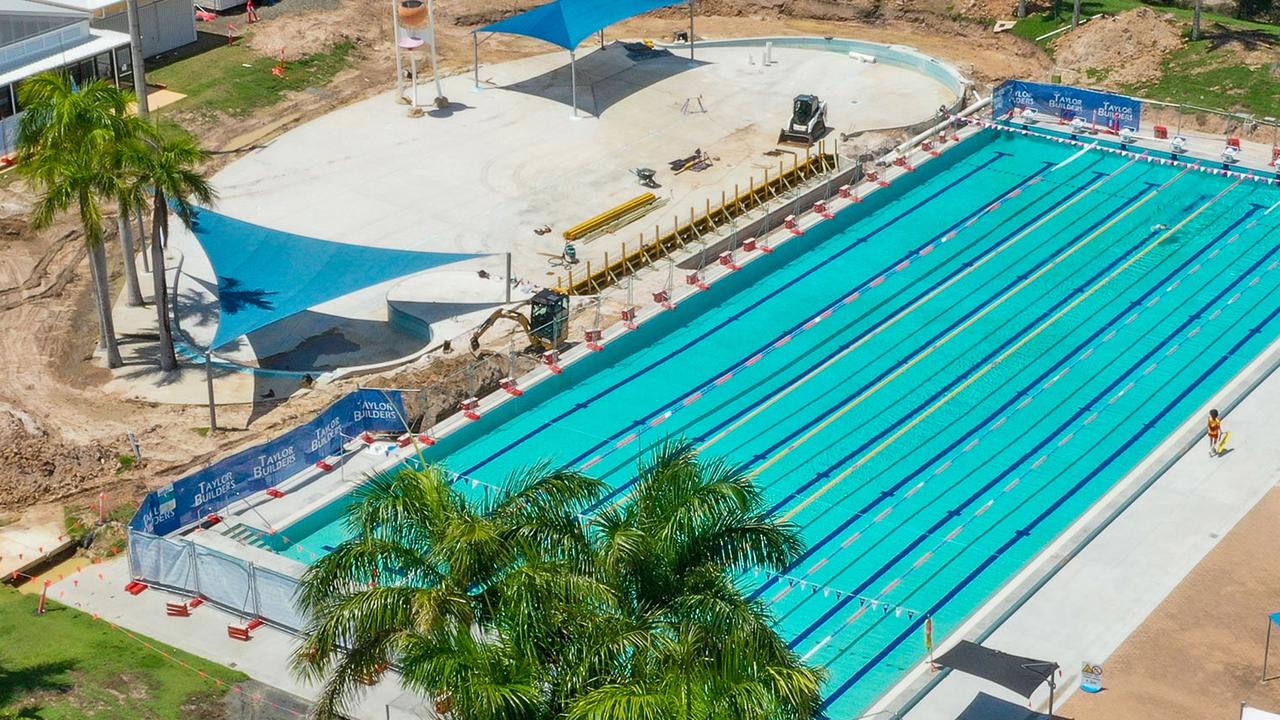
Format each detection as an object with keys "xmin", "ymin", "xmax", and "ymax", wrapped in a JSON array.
[
  {"xmin": 584, "ymin": 328, "xmax": 604, "ymax": 351},
  {"xmin": 227, "ymin": 625, "xmax": 251, "ymax": 641},
  {"xmin": 265, "ymin": 488, "xmax": 286, "ymax": 499},
  {"xmin": 396, "ymin": 434, "xmax": 414, "ymax": 447},
  {"xmin": 189, "ymin": 597, "xmax": 205, "ymax": 609},
  {"xmin": 686, "ymin": 272, "xmax": 710, "ymax": 291},
  {"xmin": 460, "ymin": 397, "xmax": 481, "ymax": 420},
  {"xmin": 719, "ymin": 251, "xmax": 741, "ymax": 270},
  {"xmin": 246, "ymin": 618, "xmax": 265, "ymax": 631},
  {"xmin": 542, "ymin": 351, "xmax": 563, "ymax": 374},
  {"xmin": 165, "ymin": 602, "xmax": 190, "ymax": 617},
  {"xmin": 499, "ymin": 377, "xmax": 524, "ymax": 396},
  {"xmin": 315, "ymin": 460, "xmax": 334, "ymax": 472},
  {"xmin": 124, "ymin": 580, "xmax": 148, "ymax": 595},
  {"xmin": 783, "ymin": 215, "xmax": 803, "ymax": 236}
]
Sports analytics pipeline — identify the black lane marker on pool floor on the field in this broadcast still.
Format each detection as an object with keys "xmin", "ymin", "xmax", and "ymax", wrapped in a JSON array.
[
  {"xmin": 820, "ymin": 232, "xmax": 1280, "ymax": 710},
  {"xmin": 782, "ymin": 197, "xmax": 1261, "ymax": 651},
  {"xmin": 458, "ymin": 151, "xmax": 1022, "ymax": 479}
]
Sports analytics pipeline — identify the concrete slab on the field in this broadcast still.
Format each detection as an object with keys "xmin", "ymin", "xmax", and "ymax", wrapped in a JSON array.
[
  {"xmin": 167, "ymin": 38, "xmax": 958, "ymax": 369},
  {"xmin": 52, "ymin": 557, "xmax": 423, "ymax": 720}
]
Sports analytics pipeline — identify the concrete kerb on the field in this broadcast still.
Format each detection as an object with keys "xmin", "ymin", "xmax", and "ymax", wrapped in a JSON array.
[{"xmin": 867, "ymin": 279, "xmax": 1280, "ymax": 719}]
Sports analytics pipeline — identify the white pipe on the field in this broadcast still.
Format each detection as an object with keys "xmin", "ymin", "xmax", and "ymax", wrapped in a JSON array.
[
  {"xmin": 426, "ymin": 0, "xmax": 443, "ymax": 103},
  {"xmin": 391, "ymin": 0, "xmax": 404, "ymax": 99},
  {"xmin": 569, "ymin": 50, "xmax": 578, "ymax": 117}
]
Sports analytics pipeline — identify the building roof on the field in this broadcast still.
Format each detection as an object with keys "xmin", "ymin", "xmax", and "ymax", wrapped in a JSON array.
[
  {"xmin": 0, "ymin": 0, "xmax": 82, "ymax": 48},
  {"xmin": 0, "ymin": 26, "xmax": 128, "ymax": 86},
  {"xmin": 27, "ymin": 0, "xmax": 130, "ymax": 16}
]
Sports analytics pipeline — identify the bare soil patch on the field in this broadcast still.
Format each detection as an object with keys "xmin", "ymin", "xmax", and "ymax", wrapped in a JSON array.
[{"xmin": 1051, "ymin": 7, "xmax": 1184, "ymax": 86}]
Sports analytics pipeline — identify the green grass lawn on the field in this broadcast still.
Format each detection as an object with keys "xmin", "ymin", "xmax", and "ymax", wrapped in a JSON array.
[
  {"xmin": 1128, "ymin": 38, "xmax": 1280, "ymax": 117},
  {"xmin": 0, "ymin": 588, "xmax": 246, "ymax": 719},
  {"xmin": 150, "ymin": 40, "xmax": 354, "ymax": 120},
  {"xmin": 1011, "ymin": 0, "xmax": 1280, "ymax": 42}
]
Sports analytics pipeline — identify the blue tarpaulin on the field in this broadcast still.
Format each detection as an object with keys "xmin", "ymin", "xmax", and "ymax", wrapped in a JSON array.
[
  {"xmin": 184, "ymin": 208, "xmax": 483, "ymax": 349},
  {"xmin": 478, "ymin": 0, "xmax": 687, "ymax": 50}
]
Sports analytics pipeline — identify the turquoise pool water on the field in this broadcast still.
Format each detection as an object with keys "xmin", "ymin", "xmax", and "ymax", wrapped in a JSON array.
[{"xmin": 276, "ymin": 130, "xmax": 1280, "ymax": 715}]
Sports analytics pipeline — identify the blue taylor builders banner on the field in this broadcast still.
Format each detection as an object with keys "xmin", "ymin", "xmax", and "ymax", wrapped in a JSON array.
[
  {"xmin": 132, "ymin": 388, "xmax": 409, "ymax": 536},
  {"xmin": 993, "ymin": 80, "xmax": 1142, "ymax": 130}
]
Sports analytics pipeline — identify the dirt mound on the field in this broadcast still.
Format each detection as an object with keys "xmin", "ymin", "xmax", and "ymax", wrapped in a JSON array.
[
  {"xmin": 0, "ymin": 412, "xmax": 119, "ymax": 509},
  {"xmin": 1051, "ymin": 7, "xmax": 1183, "ymax": 86}
]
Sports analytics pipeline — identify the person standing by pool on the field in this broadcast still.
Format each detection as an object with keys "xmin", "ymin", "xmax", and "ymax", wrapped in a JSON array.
[{"xmin": 1207, "ymin": 409, "xmax": 1222, "ymax": 457}]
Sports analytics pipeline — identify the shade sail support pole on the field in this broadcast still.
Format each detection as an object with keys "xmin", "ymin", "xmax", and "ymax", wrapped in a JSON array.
[
  {"xmin": 473, "ymin": 33, "xmax": 479, "ymax": 88},
  {"xmin": 688, "ymin": 0, "xmax": 695, "ymax": 60},
  {"xmin": 391, "ymin": 0, "xmax": 404, "ymax": 99},
  {"xmin": 570, "ymin": 50, "xmax": 578, "ymax": 118}
]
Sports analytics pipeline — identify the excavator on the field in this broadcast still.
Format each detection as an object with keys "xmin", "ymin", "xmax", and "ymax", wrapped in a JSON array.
[{"xmin": 470, "ymin": 289, "xmax": 569, "ymax": 352}]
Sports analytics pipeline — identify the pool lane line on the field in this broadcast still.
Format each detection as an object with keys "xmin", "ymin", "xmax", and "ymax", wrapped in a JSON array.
[
  {"xmin": 456, "ymin": 151, "xmax": 1017, "ymax": 478},
  {"xmin": 698, "ymin": 155, "xmax": 1151, "ymax": 467},
  {"xmin": 554, "ymin": 160, "xmax": 1066, "ymax": 480},
  {"xmin": 759, "ymin": 203, "xmax": 1268, "ymax": 604},
  {"xmin": 817, "ymin": 244, "xmax": 1280, "ymax": 674},
  {"xmin": 737, "ymin": 158, "xmax": 1167, "ymax": 509},
  {"xmin": 770, "ymin": 166, "xmax": 1210, "ymax": 525},
  {"xmin": 804, "ymin": 236, "xmax": 1280, "ymax": 666},
  {"xmin": 574, "ymin": 163, "xmax": 1120, "ymax": 511},
  {"xmin": 779, "ymin": 180, "xmax": 1251, "ymax": 654},
  {"xmin": 729, "ymin": 180, "xmax": 1161, "ymax": 507},
  {"xmin": 818, "ymin": 253, "xmax": 1280, "ymax": 709}
]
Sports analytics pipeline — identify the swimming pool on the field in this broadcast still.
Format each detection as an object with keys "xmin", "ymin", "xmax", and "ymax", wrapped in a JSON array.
[{"xmin": 274, "ymin": 130, "xmax": 1280, "ymax": 716}]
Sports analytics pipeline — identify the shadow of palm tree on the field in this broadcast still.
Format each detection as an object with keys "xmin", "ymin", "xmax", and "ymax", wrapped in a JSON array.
[
  {"xmin": 1205, "ymin": 24, "xmax": 1279, "ymax": 52},
  {"xmin": 0, "ymin": 659, "xmax": 78, "ymax": 708},
  {"xmin": 216, "ymin": 277, "xmax": 277, "ymax": 314}
]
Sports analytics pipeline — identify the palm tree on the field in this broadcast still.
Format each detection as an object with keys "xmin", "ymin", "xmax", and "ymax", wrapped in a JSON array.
[
  {"xmin": 16, "ymin": 74, "xmax": 140, "ymax": 368},
  {"xmin": 293, "ymin": 441, "xmax": 824, "ymax": 720},
  {"xmin": 128, "ymin": 133, "xmax": 215, "ymax": 371}
]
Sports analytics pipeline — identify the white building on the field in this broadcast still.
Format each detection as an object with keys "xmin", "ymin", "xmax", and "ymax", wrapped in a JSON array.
[
  {"xmin": 34, "ymin": 0, "xmax": 196, "ymax": 58},
  {"xmin": 0, "ymin": 0, "xmax": 131, "ymax": 153}
]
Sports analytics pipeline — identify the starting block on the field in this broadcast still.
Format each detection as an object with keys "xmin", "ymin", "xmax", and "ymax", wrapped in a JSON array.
[
  {"xmin": 203, "ymin": 513, "xmax": 222, "ymax": 527},
  {"xmin": 460, "ymin": 397, "xmax": 481, "ymax": 420},
  {"xmin": 652, "ymin": 289, "xmax": 674, "ymax": 309},
  {"xmin": 837, "ymin": 184, "xmax": 861, "ymax": 203},
  {"xmin": 542, "ymin": 351, "xmax": 563, "ymax": 374},
  {"xmin": 584, "ymin": 328, "xmax": 604, "ymax": 351},
  {"xmin": 719, "ymin": 251, "xmax": 740, "ymax": 270},
  {"xmin": 621, "ymin": 306, "xmax": 638, "ymax": 330},
  {"xmin": 1271, "ymin": 146, "xmax": 1279, "ymax": 166},
  {"xmin": 359, "ymin": 431, "xmax": 375, "ymax": 444},
  {"xmin": 686, "ymin": 272, "xmax": 709, "ymax": 291},
  {"xmin": 812, "ymin": 201, "xmax": 834, "ymax": 219},
  {"xmin": 866, "ymin": 170, "xmax": 890, "ymax": 187},
  {"xmin": 893, "ymin": 156, "xmax": 916, "ymax": 171},
  {"xmin": 742, "ymin": 238, "xmax": 757, "ymax": 252},
  {"xmin": 265, "ymin": 488, "xmax": 286, "ymax": 499},
  {"xmin": 783, "ymin": 215, "xmax": 803, "ymax": 235},
  {"xmin": 315, "ymin": 460, "xmax": 334, "ymax": 472},
  {"xmin": 417, "ymin": 433, "xmax": 436, "ymax": 446},
  {"xmin": 499, "ymin": 377, "xmax": 524, "ymax": 396}
]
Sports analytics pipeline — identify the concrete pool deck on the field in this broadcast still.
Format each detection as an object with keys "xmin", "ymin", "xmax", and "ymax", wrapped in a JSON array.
[
  {"xmin": 878, "ymin": 318, "xmax": 1280, "ymax": 718},
  {"xmin": 165, "ymin": 38, "xmax": 958, "ymax": 372}
]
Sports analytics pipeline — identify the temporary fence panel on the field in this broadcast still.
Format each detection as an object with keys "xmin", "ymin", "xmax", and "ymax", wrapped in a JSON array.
[
  {"xmin": 194, "ymin": 544, "xmax": 258, "ymax": 618},
  {"xmin": 131, "ymin": 532, "xmax": 198, "ymax": 591},
  {"xmin": 993, "ymin": 80, "xmax": 1142, "ymax": 130},
  {"xmin": 252, "ymin": 565, "xmax": 308, "ymax": 631},
  {"xmin": 132, "ymin": 388, "xmax": 411, "ymax": 537}
]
